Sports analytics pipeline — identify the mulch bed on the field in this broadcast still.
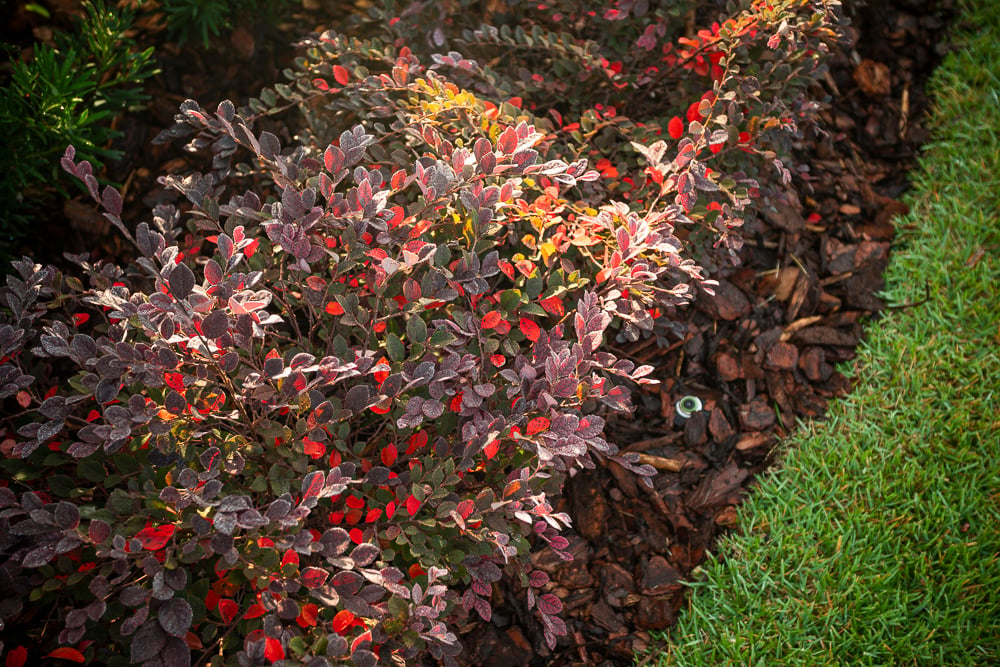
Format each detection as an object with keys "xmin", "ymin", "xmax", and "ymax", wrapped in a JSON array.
[{"xmin": 7, "ymin": 1, "xmax": 954, "ymax": 665}]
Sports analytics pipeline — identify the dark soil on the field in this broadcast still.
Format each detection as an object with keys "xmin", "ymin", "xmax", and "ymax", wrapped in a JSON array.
[{"xmin": 5, "ymin": 1, "xmax": 955, "ymax": 665}]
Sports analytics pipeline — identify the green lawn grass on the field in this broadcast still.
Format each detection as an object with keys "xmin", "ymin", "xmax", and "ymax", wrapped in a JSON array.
[{"xmin": 648, "ymin": 1, "xmax": 1000, "ymax": 664}]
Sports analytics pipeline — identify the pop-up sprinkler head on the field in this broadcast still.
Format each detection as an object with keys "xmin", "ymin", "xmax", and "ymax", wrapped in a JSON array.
[{"xmin": 675, "ymin": 395, "xmax": 703, "ymax": 419}]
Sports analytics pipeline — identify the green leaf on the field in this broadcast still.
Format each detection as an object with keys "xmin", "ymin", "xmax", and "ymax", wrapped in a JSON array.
[
  {"xmin": 429, "ymin": 330, "xmax": 458, "ymax": 346},
  {"xmin": 46, "ymin": 475, "xmax": 76, "ymax": 498},
  {"xmin": 406, "ymin": 316, "xmax": 427, "ymax": 343},
  {"xmin": 386, "ymin": 333, "xmax": 405, "ymax": 362},
  {"xmin": 434, "ymin": 244, "xmax": 451, "ymax": 267},
  {"xmin": 500, "ymin": 289, "xmax": 522, "ymax": 312}
]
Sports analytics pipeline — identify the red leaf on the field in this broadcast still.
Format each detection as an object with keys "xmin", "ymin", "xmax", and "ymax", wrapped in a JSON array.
[
  {"xmin": 72, "ymin": 313, "xmax": 89, "ymax": 327},
  {"xmin": 668, "ymin": 115, "xmax": 684, "ymax": 139},
  {"xmin": 300, "ymin": 567, "xmax": 328, "ymax": 588},
  {"xmin": 380, "ymin": 444, "xmax": 397, "ymax": 467},
  {"xmin": 349, "ymin": 528, "xmax": 363, "ymax": 544},
  {"xmin": 481, "ymin": 311, "xmax": 502, "ymax": 329},
  {"xmin": 457, "ymin": 499, "xmax": 475, "ymax": 519},
  {"xmin": 364, "ymin": 508, "xmax": 382, "ymax": 523},
  {"xmin": 406, "ymin": 495, "xmax": 421, "ymax": 516},
  {"xmin": 218, "ymin": 599, "xmax": 239, "ymax": 624},
  {"xmin": 244, "ymin": 603, "xmax": 266, "ymax": 619},
  {"xmin": 526, "ymin": 417, "xmax": 550, "ymax": 435},
  {"xmin": 331, "ymin": 609, "xmax": 356, "ymax": 634},
  {"xmin": 490, "ymin": 354, "xmax": 506, "ymax": 367},
  {"xmin": 282, "ymin": 550, "xmax": 299, "ymax": 567},
  {"xmin": 538, "ymin": 296, "xmax": 564, "ymax": 316},
  {"xmin": 45, "ymin": 648, "xmax": 85, "ymax": 663},
  {"xmin": 326, "ymin": 301, "xmax": 345, "ymax": 315},
  {"xmin": 264, "ymin": 637, "xmax": 284, "ymax": 663},
  {"xmin": 6, "ymin": 646, "xmax": 27, "ymax": 667},
  {"xmin": 408, "ymin": 563, "xmax": 426, "ymax": 578},
  {"xmin": 483, "ymin": 439, "xmax": 500, "ymax": 459},
  {"xmin": 135, "ymin": 524, "xmax": 174, "ymax": 551},
  {"xmin": 519, "ymin": 318, "xmax": 540, "ymax": 342},
  {"xmin": 302, "ymin": 437, "xmax": 326, "ymax": 459},
  {"xmin": 333, "ymin": 65, "xmax": 350, "ymax": 86},
  {"xmin": 296, "ymin": 602, "xmax": 319, "ymax": 628}
]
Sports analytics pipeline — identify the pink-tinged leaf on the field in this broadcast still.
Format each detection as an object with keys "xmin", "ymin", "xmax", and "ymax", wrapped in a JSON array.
[
  {"xmin": 474, "ymin": 596, "xmax": 492, "ymax": 621},
  {"xmin": 529, "ymin": 569, "xmax": 550, "ymax": 587},
  {"xmin": 300, "ymin": 567, "xmax": 329, "ymax": 588},
  {"xmin": 302, "ymin": 470, "xmax": 324, "ymax": 499},
  {"xmin": 496, "ymin": 126, "xmax": 518, "ymax": 154},
  {"xmin": 101, "ymin": 185, "xmax": 123, "ymax": 217},
  {"xmin": 536, "ymin": 593, "xmax": 563, "ymax": 616}
]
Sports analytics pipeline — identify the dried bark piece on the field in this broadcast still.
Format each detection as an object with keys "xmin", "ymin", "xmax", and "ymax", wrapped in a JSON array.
[
  {"xmin": 799, "ymin": 346, "xmax": 834, "ymax": 382},
  {"xmin": 786, "ymin": 270, "xmax": 815, "ymax": 322},
  {"xmin": 686, "ymin": 464, "xmax": 750, "ymax": 512},
  {"xmin": 854, "ymin": 59, "xmax": 892, "ymax": 97},
  {"xmin": 793, "ymin": 326, "xmax": 859, "ymax": 347},
  {"xmin": 714, "ymin": 350, "xmax": 744, "ymax": 381},
  {"xmin": 708, "ymin": 407, "xmax": 734, "ymax": 442},
  {"xmin": 696, "ymin": 279, "xmax": 751, "ymax": 321},
  {"xmin": 773, "ymin": 266, "xmax": 802, "ymax": 301},
  {"xmin": 765, "ymin": 341, "xmax": 799, "ymax": 370},
  {"xmin": 739, "ymin": 396, "xmax": 777, "ymax": 431},
  {"xmin": 635, "ymin": 595, "xmax": 680, "ymax": 630},
  {"xmin": 637, "ymin": 454, "xmax": 683, "ymax": 473},
  {"xmin": 683, "ymin": 411, "xmax": 708, "ymax": 447},
  {"xmin": 601, "ymin": 563, "xmax": 636, "ymax": 608},
  {"xmin": 606, "ymin": 459, "xmax": 640, "ymax": 498},
  {"xmin": 735, "ymin": 432, "xmax": 771, "ymax": 452},
  {"xmin": 570, "ymin": 474, "xmax": 608, "ymax": 541},
  {"xmin": 640, "ymin": 556, "xmax": 681, "ymax": 596}
]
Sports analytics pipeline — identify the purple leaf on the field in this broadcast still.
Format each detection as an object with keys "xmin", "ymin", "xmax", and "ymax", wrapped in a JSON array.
[
  {"xmin": 168, "ymin": 263, "xmax": 195, "ymax": 299},
  {"xmin": 158, "ymin": 598, "xmax": 193, "ymax": 637}
]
